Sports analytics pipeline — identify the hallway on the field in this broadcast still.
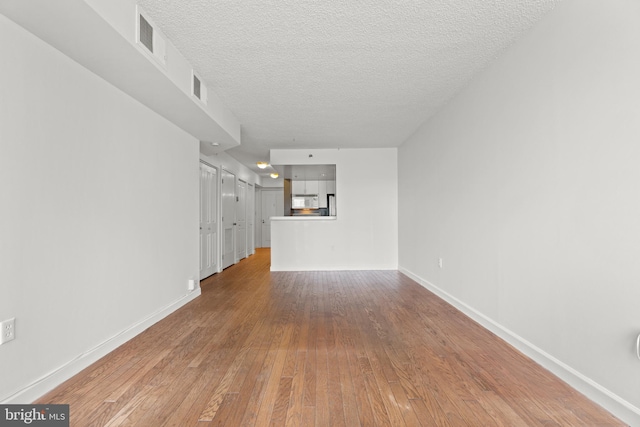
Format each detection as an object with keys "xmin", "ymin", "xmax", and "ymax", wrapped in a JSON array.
[{"xmin": 37, "ymin": 249, "xmax": 624, "ymax": 426}]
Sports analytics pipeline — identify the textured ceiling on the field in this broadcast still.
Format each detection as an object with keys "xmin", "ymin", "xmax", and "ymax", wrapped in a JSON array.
[{"xmin": 137, "ymin": 0, "xmax": 556, "ymax": 174}]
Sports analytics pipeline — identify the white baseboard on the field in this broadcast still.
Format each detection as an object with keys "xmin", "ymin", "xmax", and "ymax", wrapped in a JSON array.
[
  {"xmin": 1, "ymin": 288, "xmax": 201, "ymax": 404},
  {"xmin": 398, "ymin": 266, "xmax": 639, "ymax": 426},
  {"xmin": 270, "ymin": 265, "xmax": 397, "ymax": 272}
]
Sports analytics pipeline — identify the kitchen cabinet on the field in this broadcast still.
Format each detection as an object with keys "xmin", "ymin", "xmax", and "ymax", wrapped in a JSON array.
[
  {"xmin": 318, "ymin": 181, "xmax": 327, "ymax": 208},
  {"xmin": 326, "ymin": 180, "xmax": 335, "ymax": 194},
  {"xmin": 291, "ymin": 179, "xmax": 335, "ymax": 209},
  {"xmin": 305, "ymin": 180, "xmax": 318, "ymax": 195},
  {"xmin": 292, "ymin": 180, "xmax": 305, "ymax": 194},
  {"xmin": 292, "ymin": 180, "xmax": 319, "ymax": 195}
]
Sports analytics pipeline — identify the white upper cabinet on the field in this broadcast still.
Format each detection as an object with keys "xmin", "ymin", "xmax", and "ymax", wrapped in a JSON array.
[
  {"xmin": 318, "ymin": 180, "xmax": 327, "ymax": 208},
  {"xmin": 291, "ymin": 180, "xmax": 322, "ymax": 195},
  {"xmin": 291, "ymin": 178, "xmax": 335, "ymax": 209},
  {"xmin": 305, "ymin": 180, "xmax": 318, "ymax": 195},
  {"xmin": 292, "ymin": 180, "xmax": 305, "ymax": 194},
  {"xmin": 326, "ymin": 180, "xmax": 335, "ymax": 194}
]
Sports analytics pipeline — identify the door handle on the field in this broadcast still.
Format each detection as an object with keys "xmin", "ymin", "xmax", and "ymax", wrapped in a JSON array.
[{"xmin": 233, "ymin": 223, "xmax": 237, "ymax": 226}]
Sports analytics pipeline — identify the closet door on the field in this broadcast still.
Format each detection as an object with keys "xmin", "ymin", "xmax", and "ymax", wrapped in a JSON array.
[
  {"xmin": 261, "ymin": 191, "xmax": 276, "ymax": 247},
  {"xmin": 236, "ymin": 179, "xmax": 247, "ymax": 260},
  {"xmin": 221, "ymin": 169, "xmax": 236, "ymax": 269},
  {"xmin": 261, "ymin": 190, "xmax": 283, "ymax": 247},
  {"xmin": 247, "ymin": 183, "xmax": 255, "ymax": 255},
  {"xmin": 199, "ymin": 163, "xmax": 217, "ymax": 279}
]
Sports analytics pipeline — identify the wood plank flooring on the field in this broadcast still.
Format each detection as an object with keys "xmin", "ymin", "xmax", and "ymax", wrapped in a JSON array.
[{"xmin": 36, "ymin": 248, "xmax": 626, "ymax": 426}]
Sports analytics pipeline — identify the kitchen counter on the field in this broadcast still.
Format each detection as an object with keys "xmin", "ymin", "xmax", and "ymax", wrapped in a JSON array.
[{"xmin": 271, "ymin": 216, "xmax": 337, "ymax": 221}]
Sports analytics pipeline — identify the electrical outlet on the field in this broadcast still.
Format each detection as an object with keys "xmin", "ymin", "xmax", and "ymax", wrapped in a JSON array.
[
  {"xmin": 0, "ymin": 318, "xmax": 15, "ymax": 345},
  {"xmin": 438, "ymin": 258, "xmax": 443, "ymax": 269}
]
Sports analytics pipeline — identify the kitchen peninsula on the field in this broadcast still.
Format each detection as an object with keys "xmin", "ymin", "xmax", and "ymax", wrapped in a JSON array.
[
  {"xmin": 270, "ymin": 214, "xmax": 338, "ymax": 271},
  {"xmin": 268, "ymin": 147, "xmax": 398, "ymax": 272},
  {"xmin": 270, "ymin": 163, "xmax": 337, "ymax": 270}
]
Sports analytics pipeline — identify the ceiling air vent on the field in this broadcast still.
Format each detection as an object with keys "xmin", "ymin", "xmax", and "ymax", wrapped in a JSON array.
[
  {"xmin": 192, "ymin": 71, "xmax": 208, "ymax": 105},
  {"xmin": 138, "ymin": 14, "xmax": 153, "ymax": 52},
  {"xmin": 193, "ymin": 74, "xmax": 201, "ymax": 98},
  {"xmin": 136, "ymin": 6, "xmax": 167, "ymax": 67}
]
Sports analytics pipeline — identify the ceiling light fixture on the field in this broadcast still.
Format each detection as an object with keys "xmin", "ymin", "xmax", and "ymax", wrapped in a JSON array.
[
  {"xmin": 256, "ymin": 162, "xmax": 268, "ymax": 169},
  {"xmin": 270, "ymin": 173, "xmax": 279, "ymax": 179}
]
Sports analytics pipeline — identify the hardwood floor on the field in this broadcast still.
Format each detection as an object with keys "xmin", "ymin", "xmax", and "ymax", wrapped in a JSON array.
[{"xmin": 37, "ymin": 248, "xmax": 625, "ymax": 426}]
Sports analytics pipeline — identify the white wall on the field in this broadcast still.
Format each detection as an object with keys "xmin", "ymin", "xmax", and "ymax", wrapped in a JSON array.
[
  {"xmin": 270, "ymin": 148, "xmax": 398, "ymax": 270},
  {"xmin": 398, "ymin": 0, "xmax": 640, "ymax": 423},
  {"xmin": 0, "ymin": 15, "xmax": 200, "ymax": 402}
]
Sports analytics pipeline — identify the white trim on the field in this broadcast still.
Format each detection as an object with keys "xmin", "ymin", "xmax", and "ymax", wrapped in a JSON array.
[
  {"xmin": 398, "ymin": 266, "xmax": 640, "ymax": 426},
  {"xmin": 1, "ymin": 288, "xmax": 201, "ymax": 404},
  {"xmin": 270, "ymin": 266, "xmax": 397, "ymax": 272}
]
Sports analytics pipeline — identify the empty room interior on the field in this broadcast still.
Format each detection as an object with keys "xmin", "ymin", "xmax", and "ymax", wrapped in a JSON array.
[{"xmin": 2, "ymin": 0, "xmax": 640, "ymax": 425}]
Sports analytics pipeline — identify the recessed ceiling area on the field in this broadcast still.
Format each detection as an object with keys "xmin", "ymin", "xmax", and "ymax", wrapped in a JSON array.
[
  {"xmin": 136, "ymin": 0, "xmax": 557, "ymax": 173},
  {"xmin": 274, "ymin": 165, "xmax": 336, "ymax": 181}
]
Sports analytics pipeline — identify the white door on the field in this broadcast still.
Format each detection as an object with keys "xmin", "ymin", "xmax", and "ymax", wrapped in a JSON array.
[
  {"xmin": 236, "ymin": 179, "xmax": 247, "ymax": 260},
  {"xmin": 247, "ymin": 183, "xmax": 255, "ymax": 255},
  {"xmin": 261, "ymin": 190, "xmax": 283, "ymax": 247},
  {"xmin": 255, "ymin": 189, "xmax": 262, "ymax": 248},
  {"xmin": 199, "ymin": 163, "xmax": 218, "ymax": 279},
  {"xmin": 221, "ymin": 169, "xmax": 235, "ymax": 269}
]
